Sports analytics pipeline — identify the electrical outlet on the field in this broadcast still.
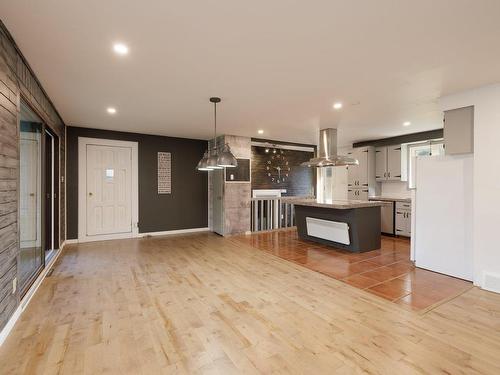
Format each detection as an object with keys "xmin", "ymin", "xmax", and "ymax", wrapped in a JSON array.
[{"xmin": 12, "ymin": 277, "xmax": 17, "ymax": 294}]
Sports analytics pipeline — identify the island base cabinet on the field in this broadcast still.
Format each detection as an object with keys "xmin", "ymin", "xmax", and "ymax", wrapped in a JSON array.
[{"xmin": 294, "ymin": 205, "xmax": 381, "ymax": 252}]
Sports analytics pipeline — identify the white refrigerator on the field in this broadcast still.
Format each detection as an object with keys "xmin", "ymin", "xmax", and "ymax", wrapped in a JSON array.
[{"xmin": 413, "ymin": 155, "xmax": 473, "ymax": 281}]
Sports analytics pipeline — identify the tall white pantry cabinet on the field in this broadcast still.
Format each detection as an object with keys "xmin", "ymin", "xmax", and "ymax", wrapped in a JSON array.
[{"xmin": 346, "ymin": 146, "xmax": 378, "ymax": 200}]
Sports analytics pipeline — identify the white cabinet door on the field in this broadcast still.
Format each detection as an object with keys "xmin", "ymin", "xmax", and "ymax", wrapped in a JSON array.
[
  {"xmin": 395, "ymin": 203, "xmax": 411, "ymax": 237},
  {"xmin": 358, "ymin": 189, "xmax": 369, "ymax": 201},
  {"xmin": 395, "ymin": 210, "xmax": 405, "ymax": 236},
  {"xmin": 348, "ymin": 189, "xmax": 368, "ymax": 200},
  {"xmin": 347, "ymin": 189, "xmax": 357, "ymax": 200},
  {"xmin": 86, "ymin": 144, "xmax": 132, "ymax": 236},
  {"xmin": 387, "ymin": 146, "xmax": 402, "ymax": 181},
  {"xmin": 405, "ymin": 211, "xmax": 412, "ymax": 236},
  {"xmin": 356, "ymin": 148, "xmax": 369, "ymax": 187},
  {"xmin": 347, "ymin": 150, "xmax": 358, "ymax": 188},
  {"xmin": 375, "ymin": 147, "xmax": 387, "ymax": 181}
]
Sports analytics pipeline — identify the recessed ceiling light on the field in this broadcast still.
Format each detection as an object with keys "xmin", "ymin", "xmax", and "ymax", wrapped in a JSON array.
[
  {"xmin": 107, "ymin": 107, "xmax": 117, "ymax": 114},
  {"xmin": 403, "ymin": 121, "xmax": 411, "ymax": 127},
  {"xmin": 333, "ymin": 102, "xmax": 343, "ymax": 110},
  {"xmin": 258, "ymin": 129, "xmax": 264, "ymax": 134},
  {"xmin": 113, "ymin": 43, "xmax": 129, "ymax": 55}
]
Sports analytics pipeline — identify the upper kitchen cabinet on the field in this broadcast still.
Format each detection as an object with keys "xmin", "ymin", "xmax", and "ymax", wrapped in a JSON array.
[
  {"xmin": 444, "ymin": 106, "xmax": 474, "ymax": 155},
  {"xmin": 347, "ymin": 146, "xmax": 379, "ymax": 196},
  {"xmin": 375, "ymin": 146, "xmax": 402, "ymax": 181}
]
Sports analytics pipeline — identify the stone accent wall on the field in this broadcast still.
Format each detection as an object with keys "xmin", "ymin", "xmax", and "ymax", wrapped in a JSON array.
[
  {"xmin": 223, "ymin": 135, "xmax": 251, "ymax": 235},
  {"xmin": 0, "ymin": 21, "xmax": 66, "ymax": 330}
]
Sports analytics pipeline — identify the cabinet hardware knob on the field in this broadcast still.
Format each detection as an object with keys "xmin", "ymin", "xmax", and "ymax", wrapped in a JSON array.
[{"xmin": 89, "ymin": 192, "xmax": 93, "ymax": 196}]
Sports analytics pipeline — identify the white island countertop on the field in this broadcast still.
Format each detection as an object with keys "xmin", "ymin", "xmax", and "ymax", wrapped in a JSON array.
[{"xmin": 288, "ymin": 198, "xmax": 385, "ymax": 210}]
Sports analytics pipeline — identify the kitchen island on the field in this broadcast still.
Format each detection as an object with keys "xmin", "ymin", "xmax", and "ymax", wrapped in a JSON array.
[{"xmin": 290, "ymin": 198, "xmax": 384, "ymax": 252}]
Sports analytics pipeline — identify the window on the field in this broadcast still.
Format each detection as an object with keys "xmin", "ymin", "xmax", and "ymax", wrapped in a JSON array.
[{"xmin": 406, "ymin": 139, "xmax": 444, "ymax": 189}]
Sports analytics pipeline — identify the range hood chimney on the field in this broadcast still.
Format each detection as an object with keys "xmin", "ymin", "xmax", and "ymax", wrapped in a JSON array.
[{"xmin": 301, "ymin": 128, "xmax": 359, "ymax": 167}]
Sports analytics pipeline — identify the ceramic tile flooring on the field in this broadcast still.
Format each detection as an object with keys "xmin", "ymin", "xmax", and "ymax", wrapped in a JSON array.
[{"xmin": 234, "ymin": 229, "xmax": 472, "ymax": 311}]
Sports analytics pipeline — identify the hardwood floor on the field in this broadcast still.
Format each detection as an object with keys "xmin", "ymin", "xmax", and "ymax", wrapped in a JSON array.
[
  {"xmin": 0, "ymin": 233, "xmax": 499, "ymax": 374},
  {"xmin": 234, "ymin": 229, "xmax": 472, "ymax": 311}
]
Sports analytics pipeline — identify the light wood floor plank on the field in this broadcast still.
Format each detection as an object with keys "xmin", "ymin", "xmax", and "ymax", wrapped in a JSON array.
[{"xmin": 0, "ymin": 233, "xmax": 499, "ymax": 374}]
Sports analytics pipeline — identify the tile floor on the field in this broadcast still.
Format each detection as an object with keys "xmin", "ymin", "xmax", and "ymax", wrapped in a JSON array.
[{"xmin": 234, "ymin": 229, "xmax": 472, "ymax": 311}]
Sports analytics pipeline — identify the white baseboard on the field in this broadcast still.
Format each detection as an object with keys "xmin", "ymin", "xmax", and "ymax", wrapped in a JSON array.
[
  {"xmin": 0, "ymin": 244, "xmax": 64, "ymax": 347},
  {"xmin": 482, "ymin": 272, "xmax": 500, "ymax": 294},
  {"xmin": 139, "ymin": 227, "xmax": 210, "ymax": 237},
  {"xmin": 0, "ymin": 304, "xmax": 21, "ymax": 347},
  {"xmin": 67, "ymin": 228, "xmax": 211, "ymax": 244}
]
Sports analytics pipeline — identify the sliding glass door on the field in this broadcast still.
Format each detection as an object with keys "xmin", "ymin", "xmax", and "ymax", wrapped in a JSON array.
[
  {"xmin": 19, "ymin": 100, "xmax": 60, "ymax": 296},
  {"xmin": 19, "ymin": 102, "xmax": 44, "ymax": 293}
]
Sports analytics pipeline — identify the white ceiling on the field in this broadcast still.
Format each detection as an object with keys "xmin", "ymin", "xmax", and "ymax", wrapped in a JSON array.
[{"xmin": 2, "ymin": 0, "xmax": 500, "ymax": 146}]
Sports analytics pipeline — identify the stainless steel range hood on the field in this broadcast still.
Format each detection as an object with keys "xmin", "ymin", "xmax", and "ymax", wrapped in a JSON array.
[{"xmin": 301, "ymin": 128, "xmax": 359, "ymax": 167}]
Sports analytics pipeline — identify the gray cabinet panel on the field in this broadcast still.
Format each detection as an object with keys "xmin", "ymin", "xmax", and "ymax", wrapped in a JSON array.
[{"xmin": 444, "ymin": 106, "xmax": 474, "ymax": 155}]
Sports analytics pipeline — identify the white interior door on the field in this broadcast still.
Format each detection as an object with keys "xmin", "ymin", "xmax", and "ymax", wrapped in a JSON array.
[
  {"xmin": 86, "ymin": 144, "xmax": 132, "ymax": 236},
  {"xmin": 20, "ymin": 137, "xmax": 41, "ymax": 248}
]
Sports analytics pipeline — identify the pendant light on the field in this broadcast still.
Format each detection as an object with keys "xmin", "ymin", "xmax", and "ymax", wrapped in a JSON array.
[
  {"xmin": 217, "ymin": 143, "xmax": 237, "ymax": 167},
  {"xmin": 196, "ymin": 150, "xmax": 211, "ymax": 171},
  {"xmin": 206, "ymin": 97, "xmax": 223, "ymax": 169},
  {"xmin": 196, "ymin": 97, "xmax": 237, "ymax": 171}
]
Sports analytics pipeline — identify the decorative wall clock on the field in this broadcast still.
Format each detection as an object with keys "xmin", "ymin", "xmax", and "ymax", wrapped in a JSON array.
[{"xmin": 265, "ymin": 149, "xmax": 291, "ymax": 183}]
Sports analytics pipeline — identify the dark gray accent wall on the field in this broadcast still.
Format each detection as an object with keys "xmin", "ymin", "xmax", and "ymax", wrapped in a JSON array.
[
  {"xmin": 0, "ymin": 21, "xmax": 66, "ymax": 330},
  {"xmin": 353, "ymin": 129, "xmax": 443, "ymax": 148},
  {"xmin": 251, "ymin": 146, "xmax": 315, "ymax": 197},
  {"xmin": 67, "ymin": 127, "xmax": 208, "ymax": 239}
]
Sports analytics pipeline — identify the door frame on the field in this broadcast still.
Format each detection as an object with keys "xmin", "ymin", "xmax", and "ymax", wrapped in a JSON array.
[
  {"xmin": 43, "ymin": 127, "xmax": 60, "ymax": 257},
  {"xmin": 78, "ymin": 137, "xmax": 139, "ymax": 243}
]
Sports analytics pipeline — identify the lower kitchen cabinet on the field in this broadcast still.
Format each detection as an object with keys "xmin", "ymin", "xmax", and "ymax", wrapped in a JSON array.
[
  {"xmin": 395, "ymin": 201, "xmax": 411, "ymax": 237},
  {"xmin": 348, "ymin": 188, "xmax": 369, "ymax": 200}
]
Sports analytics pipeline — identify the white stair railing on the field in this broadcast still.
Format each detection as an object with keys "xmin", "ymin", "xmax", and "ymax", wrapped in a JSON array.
[{"xmin": 250, "ymin": 198, "xmax": 295, "ymax": 232}]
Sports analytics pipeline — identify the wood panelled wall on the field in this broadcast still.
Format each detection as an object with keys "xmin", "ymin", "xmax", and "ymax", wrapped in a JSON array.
[
  {"xmin": 0, "ymin": 21, "xmax": 66, "ymax": 330},
  {"xmin": 251, "ymin": 146, "xmax": 315, "ymax": 197}
]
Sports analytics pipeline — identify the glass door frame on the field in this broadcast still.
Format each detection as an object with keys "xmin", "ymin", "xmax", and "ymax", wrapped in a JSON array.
[
  {"xmin": 19, "ymin": 97, "xmax": 60, "ymax": 298},
  {"xmin": 43, "ymin": 126, "xmax": 59, "ymax": 261}
]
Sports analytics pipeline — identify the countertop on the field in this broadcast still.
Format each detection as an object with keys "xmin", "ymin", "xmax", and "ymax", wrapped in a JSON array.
[
  {"xmin": 369, "ymin": 195, "xmax": 411, "ymax": 203},
  {"xmin": 288, "ymin": 198, "xmax": 384, "ymax": 210}
]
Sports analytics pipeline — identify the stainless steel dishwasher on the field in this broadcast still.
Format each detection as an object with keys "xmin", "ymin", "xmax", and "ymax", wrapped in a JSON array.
[
  {"xmin": 369, "ymin": 199, "xmax": 395, "ymax": 235},
  {"xmin": 380, "ymin": 201, "xmax": 395, "ymax": 235}
]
